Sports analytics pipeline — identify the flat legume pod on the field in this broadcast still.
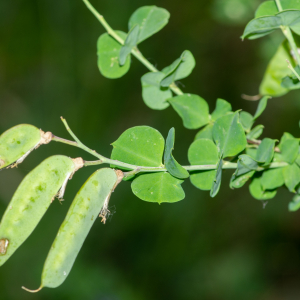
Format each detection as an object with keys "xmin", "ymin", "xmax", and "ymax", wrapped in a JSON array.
[
  {"xmin": 0, "ymin": 124, "xmax": 52, "ymax": 169},
  {"xmin": 0, "ymin": 155, "xmax": 76, "ymax": 266},
  {"xmin": 33, "ymin": 168, "xmax": 122, "ymax": 291}
]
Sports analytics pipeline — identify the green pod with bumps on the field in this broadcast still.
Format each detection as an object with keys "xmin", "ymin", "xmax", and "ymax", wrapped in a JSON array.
[
  {"xmin": 25, "ymin": 168, "xmax": 122, "ymax": 292},
  {"xmin": 0, "ymin": 155, "xmax": 79, "ymax": 266},
  {"xmin": 0, "ymin": 124, "xmax": 52, "ymax": 169}
]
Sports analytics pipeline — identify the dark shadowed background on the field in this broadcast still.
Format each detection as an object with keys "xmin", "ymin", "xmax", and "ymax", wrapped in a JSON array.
[{"xmin": 1, "ymin": 0, "xmax": 300, "ymax": 299}]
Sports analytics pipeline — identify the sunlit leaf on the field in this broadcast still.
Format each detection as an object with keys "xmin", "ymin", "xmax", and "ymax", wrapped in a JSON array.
[
  {"xmin": 97, "ymin": 31, "xmax": 130, "ymax": 79},
  {"xmin": 288, "ymin": 194, "xmax": 300, "ymax": 211},
  {"xmin": 131, "ymin": 172, "xmax": 185, "ymax": 203},
  {"xmin": 169, "ymin": 94, "xmax": 209, "ymax": 129},
  {"xmin": 188, "ymin": 139, "xmax": 219, "ymax": 190},
  {"xmin": 128, "ymin": 6, "xmax": 170, "ymax": 43},
  {"xmin": 259, "ymin": 41, "xmax": 293, "ymax": 97},
  {"xmin": 255, "ymin": 0, "xmax": 300, "ymax": 18},
  {"xmin": 281, "ymin": 65, "xmax": 300, "ymax": 90},
  {"xmin": 141, "ymin": 72, "xmax": 172, "ymax": 110}
]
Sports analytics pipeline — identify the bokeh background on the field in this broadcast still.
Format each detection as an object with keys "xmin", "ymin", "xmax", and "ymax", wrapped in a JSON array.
[{"xmin": 1, "ymin": 0, "xmax": 300, "ymax": 299}]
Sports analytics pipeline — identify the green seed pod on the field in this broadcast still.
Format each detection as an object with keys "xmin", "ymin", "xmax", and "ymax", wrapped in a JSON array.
[
  {"xmin": 0, "ymin": 124, "xmax": 52, "ymax": 169},
  {"xmin": 0, "ymin": 155, "xmax": 83, "ymax": 266},
  {"xmin": 23, "ymin": 168, "xmax": 123, "ymax": 292}
]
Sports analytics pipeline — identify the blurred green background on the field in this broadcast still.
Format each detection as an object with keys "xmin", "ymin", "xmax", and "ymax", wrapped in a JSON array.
[{"xmin": 1, "ymin": 0, "xmax": 300, "ymax": 299}]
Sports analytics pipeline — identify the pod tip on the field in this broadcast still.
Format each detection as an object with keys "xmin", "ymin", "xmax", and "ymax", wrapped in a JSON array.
[{"xmin": 22, "ymin": 286, "xmax": 42, "ymax": 293}]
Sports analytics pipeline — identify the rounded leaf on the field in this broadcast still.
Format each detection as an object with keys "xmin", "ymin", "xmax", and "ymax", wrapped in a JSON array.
[
  {"xmin": 97, "ymin": 31, "xmax": 130, "ymax": 79},
  {"xmin": 131, "ymin": 172, "xmax": 185, "ymax": 203}
]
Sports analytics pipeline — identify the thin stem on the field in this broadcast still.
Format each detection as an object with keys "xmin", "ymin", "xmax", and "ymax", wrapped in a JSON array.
[
  {"xmin": 287, "ymin": 59, "xmax": 300, "ymax": 81},
  {"xmin": 275, "ymin": 0, "xmax": 283, "ymax": 11},
  {"xmin": 82, "ymin": 0, "xmax": 184, "ymax": 96},
  {"xmin": 275, "ymin": 0, "xmax": 300, "ymax": 66}
]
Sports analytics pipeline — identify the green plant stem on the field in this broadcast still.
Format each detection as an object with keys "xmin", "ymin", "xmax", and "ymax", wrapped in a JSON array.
[
  {"xmin": 82, "ymin": 0, "xmax": 183, "ymax": 96},
  {"xmin": 287, "ymin": 59, "xmax": 300, "ymax": 81},
  {"xmin": 275, "ymin": 0, "xmax": 300, "ymax": 66},
  {"xmin": 53, "ymin": 118, "xmax": 288, "ymax": 174}
]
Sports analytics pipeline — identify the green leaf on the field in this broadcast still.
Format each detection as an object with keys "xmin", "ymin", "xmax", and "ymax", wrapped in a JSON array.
[
  {"xmin": 160, "ymin": 50, "xmax": 196, "ymax": 87},
  {"xmin": 168, "ymin": 94, "xmax": 210, "ymax": 129},
  {"xmin": 164, "ymin": 128, "xmax": 189, "ymax": 179},
  {"xmin": 259, "ymin": 41, "xmax": 293, "ymax": 97},
  {"xmin": 212, "ymin": 112, "xmax": 247, "ymax": 158},
  {"xmin": 230, "ymin": 170, "xmax": 255, "ymax": 189},
  {"xmin": 230, "ymin": 155, "xmax": 258, "ymax": 189},
  {"xmin": 283, "ymin": 163, "xmax": 300, "ymax": 192},
  {"xmin": 278, "ymin": 132, "xmax": 295, "ymax": 149},
  {"xmin": 0, "ymin": 124, "xmax": 42, "ymax": 169},
  {"xmin": 253, "ymin": 96, "xmax": 270, "ymax": 120},
  {"xmin": 128, "ymin": 6, "xmax": 170, "ymax": 44},
  {"xmin": 249, "ymin": 176, "xmax": 277, "ymax": 200},
  {"xmin": 246, "ymin": 125, "xmax": 264, "ymax": 140},
  {"xmin": 194, "ymin": 123, "xmax": 214, "ymax": 141},
  {"xmin": 280, "ymin": 138, "xmax": 299, "ymax": 164},
  {"xmin": 255, "ymin": 0, "xmax": 300, "ymax": 18},
  {"xmin": 188, "ymin": 139, "xmax": 219, "ymax": 191},
  {"xmin": 242, "ymin": 10, "xmax": 300, "ymax": 40},
  {"xmin": 211, "ymin": 99, "xmax": 232, "ymax": 121},
  {"xmin": 246, "ymin": 148, "xmax": 258, "ymax": 160},
  {"xmin": 261, "ymin": 168, "xmax": 285, "ymax": 190},
  {"xmin": 119, "ymin": 25, "xmax": 139, "ymax": 66},
  {"xmin": 256, "ymin": 138, "xmax": 276, "ymax": 164},
  {"xmin": 281, "ymin": 65, "xmax": 300, "ymax": 90},
  {"xmin": 288, "ymin": 194, "xmax": 300, "ymax": 211},
  {"xmin": 97, "ymin": 31, "xmax": 130, "ymax": 79},
  {"xmin": 131, "ymin": 172, "xmax": 185, "ymax": 203},
  {"xmin": 110, "ymin": 126, "xmax": 164, "ymax": 169},
  {"xmin": 239, "ymin": 111, "xmax": 254, "ymax": 132},
  {"xmin": 141, "ymin": 72, "xmax": 172, "ymax": 110},
  {"xmin": 210, "ymin": 158, "xmax": 223, "ymax": 197}
]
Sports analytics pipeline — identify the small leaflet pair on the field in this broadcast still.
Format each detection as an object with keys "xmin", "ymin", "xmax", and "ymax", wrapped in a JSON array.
[{"xmin": 0, "ymin": 124, "xmax": 123, "ymax": 291}]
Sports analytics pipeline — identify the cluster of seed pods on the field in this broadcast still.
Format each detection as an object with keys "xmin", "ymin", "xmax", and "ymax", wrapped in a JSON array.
[{"xmin": 0, "ymin": 124, "xmax": 123, "ymax": 291}]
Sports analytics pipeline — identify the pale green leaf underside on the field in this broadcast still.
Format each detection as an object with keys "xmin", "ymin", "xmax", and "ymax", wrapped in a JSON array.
[
  {"xmin": 119, "ymin": 25, "xmax": 139, "ymax": 66},
  {"xmin": 141, "ymin": 72, "xmax": 171, "ymax": 110},
  {"xmin": 169, "ymin": 94, "xmax": 210, "ymax": 129},
  {"xmin": 128, "ymin": 6, "xmax": 170, "ymax": 43},
  {"xmin": 210, "ymin": 158, "xmax": 222, "ymax": 197},
  {"xmin": 164, "ymin": 128, "xmax": 189, "ymax": 179},
  {"xmin": 131, "ymin": 172, "xmax": 185, "ymax": 203}
]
